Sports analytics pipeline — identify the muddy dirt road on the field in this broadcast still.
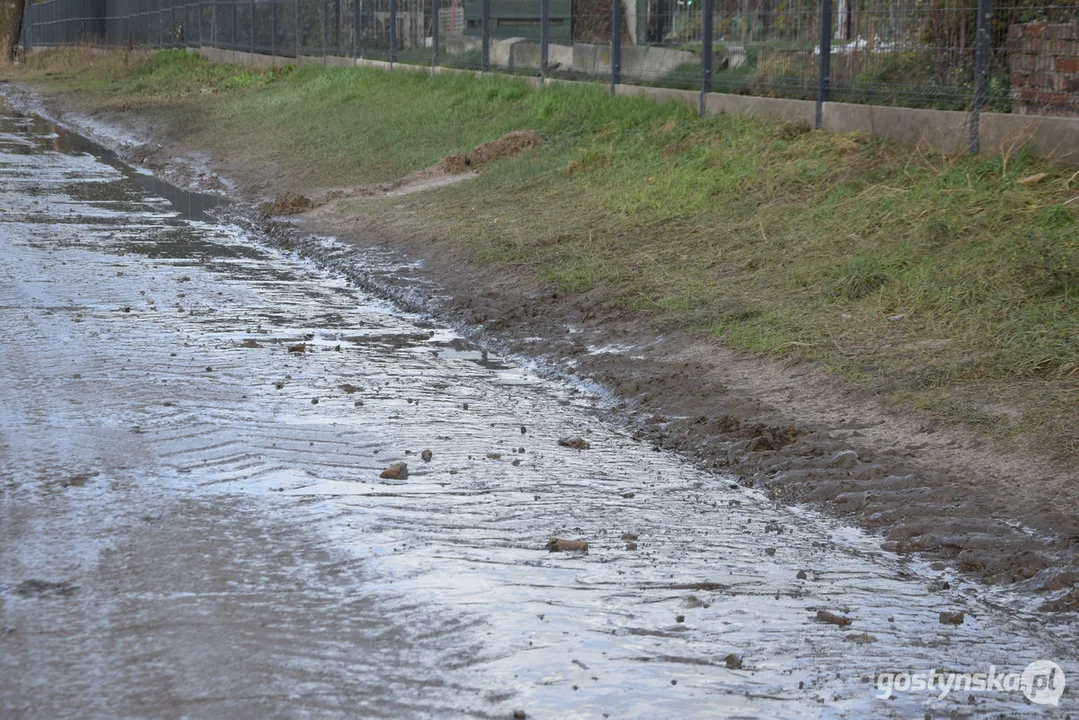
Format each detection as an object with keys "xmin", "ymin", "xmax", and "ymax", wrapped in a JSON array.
[{"xmin": 0, "ymin": 109, "xmax": 1075, "ymax": 718}]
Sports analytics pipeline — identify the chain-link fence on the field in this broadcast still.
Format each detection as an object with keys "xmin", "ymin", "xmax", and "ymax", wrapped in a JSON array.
[{"xmin": 20, "ymin": 0, "xmax": 1079, "ymax": 128}]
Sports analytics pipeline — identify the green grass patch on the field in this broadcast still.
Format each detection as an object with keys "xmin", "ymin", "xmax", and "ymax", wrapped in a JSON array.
[{"xmin": 8, "ymin": 48, "xmax": 1078, "ymax": 459}]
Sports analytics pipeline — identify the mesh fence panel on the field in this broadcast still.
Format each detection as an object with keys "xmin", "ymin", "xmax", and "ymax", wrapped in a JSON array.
[{"xmin": 18, "ymin": 0, "xmax": 1079, "ymax": 117}]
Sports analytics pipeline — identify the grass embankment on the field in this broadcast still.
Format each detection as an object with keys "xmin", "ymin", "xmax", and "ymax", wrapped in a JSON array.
[{"xmin": 7, "ymin": 48, "xmax": 1078, "ymax": 459}]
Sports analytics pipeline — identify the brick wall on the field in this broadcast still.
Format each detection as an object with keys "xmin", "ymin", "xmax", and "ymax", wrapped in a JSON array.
[{"xmin": 1006, "ymin": 23, "xmax": 1079, "ymax": 116}]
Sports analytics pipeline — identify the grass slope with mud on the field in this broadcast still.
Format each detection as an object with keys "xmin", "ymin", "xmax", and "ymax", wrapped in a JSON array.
[{"xmin": 8, "ymin": 48, "xmax": 1078, "ymax": 464}]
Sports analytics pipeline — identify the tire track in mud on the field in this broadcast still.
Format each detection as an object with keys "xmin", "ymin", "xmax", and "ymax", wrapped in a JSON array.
[{"xmin": 0, "ymin": 107, "xmax": 1076, "ymax": 718}]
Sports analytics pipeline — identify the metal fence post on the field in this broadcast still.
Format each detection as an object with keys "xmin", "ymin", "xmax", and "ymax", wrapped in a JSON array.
[
  {"xmin": 481, "ymin": 0, "xmax": 489, "ymax": 71},
  {"xmin": 389, "ymin": 0, "xmax": 397, "ymax": 63},
  {"xmin": 250, "ymin": 0, "xmax": 255, "ymax": 56},
  {"xmin": 271, "ymin": 0, "xmax": 277, "ymax": 58},
  {"xmin": 333, "ymin": 0, "xmax": 339, "ymax": 53},
  {"xmin": 321, "ymin": 0, "xmax": 326, "ymax": 61},
  {"xmin": 610, "ymin": 0, "xmax": 621, "ymax": 93},
  {"xmin": 351, "ymin": 0, "xmax": 357, "ymax": 57},
  {"xmin": 431, "ymin": 0, "xmax": 438, "ymax": 67},
  {"xmin": 700, "ymin": 0, "xmax": 713, "ymax": 116},
  {"xmin": 815, "ymin": 0, "xmax": 832, "ymax": 129},
  {"xmin": 969, "ymin": 0, "xmax": 992, "ymax": 153},
  {"xmin": 231, "ymin": 0, "xmax": 237, "ymax": 49},
  {"xmin": 295, "ymin": 0, "xmax": 300, "ymax": 57},
  {"xmin": 540, "ymin": 0, "xmax": 548, "ymax": 81}
]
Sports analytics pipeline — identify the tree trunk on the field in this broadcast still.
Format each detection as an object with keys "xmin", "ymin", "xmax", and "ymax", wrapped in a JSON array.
[{"xmin": 0, "ymin": 0, "xmax": 25, "ymax": 62}]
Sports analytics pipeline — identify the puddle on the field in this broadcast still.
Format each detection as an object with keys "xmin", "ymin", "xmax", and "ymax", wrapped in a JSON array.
[
  {"xmin": 0, "ymin": 105, "xmax": 224, "ymax": 220},
  {"xmin": 0, "ymin": 107, "xmax": 1075, "ymax": 718}
]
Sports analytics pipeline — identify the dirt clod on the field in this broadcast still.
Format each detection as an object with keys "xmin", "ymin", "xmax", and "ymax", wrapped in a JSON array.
[
  {"xmin": 558, "ymin": 436, "xmax": 591, "ymax": 450},
  {"xmin": 269, "ymin": 191, "xmax": 317, "ymax": 215},
  {"xmin": 240, "ymin": 339, "xmax": 262, "ymax": 348},
  {"xmin": 546, "ymin": 538, "xmax": 589, "ymax": 553},
  {"xmin": 421, "ymin": 449, "xmax": 433, "ymax": 462},
  {"xmin": 380, "ymin": 462, "xmax": 408, "ymax": 480},
  {"xmin": 939, "ymin": 610, "xmax": 965, "ymax": 625},
  {"xmin": 724, "ymin": 653, "xmax": 743, "ymax": 669},
  {"xmin": 61, "ymin": 472, "xmax": 97, "ymax": 488},
  {"xmin": 15, "ymin": 579, "xmax": 78, "ymax": 598},
  {"xmin": 339, "ymin": 383, "xmax": 359, "ymax": 393},
  {"xmin": 287, "ymin": 343, "xmax": 306, "ymax": 353},
  {"xmin": 815, "ymin": 610, "xmax": 853, "ymax": 626},
  {"xmin": 796, "ymin": 570, "xmax": 808, "ymax": 580}
]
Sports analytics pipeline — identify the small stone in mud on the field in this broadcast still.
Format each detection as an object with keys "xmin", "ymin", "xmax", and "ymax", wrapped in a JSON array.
[
  {"xmin": 121, "ymin": 306, "xmax": 131, "ymax": 313},
  {"xmin": 421, "ymin": 449, "xmax": 433, "ymax": 462},
  {"xmin": 241, "ymin": 339, "xmax": 261, "ymax": 348},
  {"xmin": 520, "ymin": 426, "xmax": 527, "ymax": 434},
  {"xmin": 461, "ymin": 403, "xmax": 469, "ymax": 410},
  {"xmin": 625, "ymin": 542, "xmax": 637, "ymax": 550},
  {"xmin": 621, "ymin": 492, "xmax": 636, "ymax": 498},
  {"xmin": 512, "ymin": 459, "xmax": 521, "ymax": 466},
  {"xmin": 724, "ymin": 653, "xmax": 743, "ymax": 669},
  {"xmin": 796, "ymin": 570, "xmax": 808, "ymax": 580},
  {"xmin": 845, "ymin": 632, "xmax": 877, "ymax": 643},
  {"xmin": 354, "ymin": 400, "xmax": 364, "ymax": 407},
  {"xmin": 675, "ymin": 615, "xmax": 685, "ymax": 623},
  {"xmin": 939, "ymin": 610, "xmax": 965, "ymax": 625},
  {"xmin": 517, "ymin": 447, "xmax": 525, "ymax": 453},
  {"xmin": 15, "ymin": 579, "xmax": 78, "ymax": 598},
  {"xmin": 274, "ymin": 381, "xmax": 285, "ymax": 389},
  {"xmin": 546, "ymin": 538, "xmax": 588, "ymax": 553},
  {"xmin": 765, "ymin": 547, "xmax": 776, "ymax": 556},
  {"xmin": 622, "ymin": 532, "xmax": 638, "ymax": 541},
  {"xmin": 380, "ymin": 462, "xmax": 408, "ymax": 480},
  {"xmin": 339, "ymin": 383, "xmax": 360, "ymax": 393},
  {"xmin": 487, "ymin": 453, "xmax": 502, "ymax": 460},
  {"xmin": 513, "ymin": 712, "xmax": 527, "ymax": 720},
  {"xmin": 558, "ymin": 436, "xmax": 591, "ymax": 450},
  {"xmin": 815, "ymin": 610, "xmax": 852, "ymax": 627},
  {"xmin": 287, "ymin": 343, "xmax": 306, "ymax": 353},
  {"xmin": 826, "ymin": 450, "xmax": 858, "ymax": 469}
]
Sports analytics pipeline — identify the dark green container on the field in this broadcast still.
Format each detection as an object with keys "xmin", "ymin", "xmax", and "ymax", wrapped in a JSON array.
[{"xmin": 463, "ymin": 0, "xmax": 573, "ymax": 44}]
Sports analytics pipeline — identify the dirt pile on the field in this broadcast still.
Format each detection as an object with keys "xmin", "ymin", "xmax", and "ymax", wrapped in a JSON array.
[
  {"xmin": 393, "ymin": 130, "xmax": 544, "ymax": 189},
  {"xmin": 269, "ymin": 190, "xmax": 316, "ymax": 216},
  {"xmin": 268, "ymin": 131, "xmax": 544, "ymax": 215}
]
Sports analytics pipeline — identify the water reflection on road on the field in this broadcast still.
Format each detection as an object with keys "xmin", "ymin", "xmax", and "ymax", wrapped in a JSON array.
[{"xmin": 0, "ymin": 104, "xmax": 1074, "ymax": 719}]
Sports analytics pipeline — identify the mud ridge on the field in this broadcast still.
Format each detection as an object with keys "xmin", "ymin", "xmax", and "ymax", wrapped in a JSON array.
[{"xmin": 267, "ymin": 130, "xmax": 544, "ymax": 216}]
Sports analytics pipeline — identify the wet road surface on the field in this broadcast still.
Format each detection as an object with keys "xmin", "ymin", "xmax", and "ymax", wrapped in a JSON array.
[{"xmin": 0, "ymin": 105, "xmax": 1075, "ymax": 719}]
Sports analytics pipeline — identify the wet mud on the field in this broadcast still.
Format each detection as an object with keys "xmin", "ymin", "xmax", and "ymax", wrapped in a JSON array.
[{"xmin": 1, "ymin": 98, "xmax": 1076, "ymax": 718}]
